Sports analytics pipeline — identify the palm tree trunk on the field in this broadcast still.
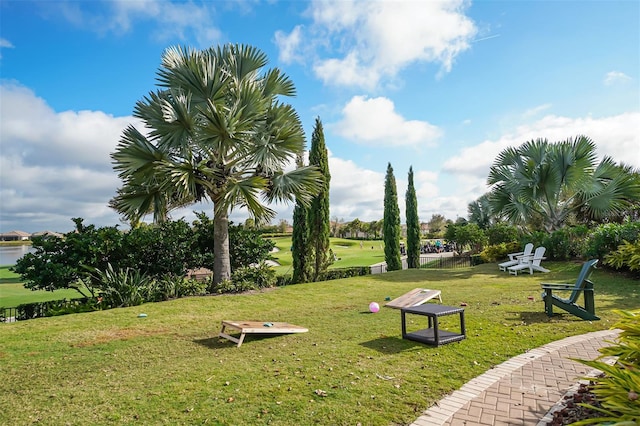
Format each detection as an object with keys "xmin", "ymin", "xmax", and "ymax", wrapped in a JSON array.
[{"xmin": 213, "ymin": 208, "xmax": 232, "ymax": 285}]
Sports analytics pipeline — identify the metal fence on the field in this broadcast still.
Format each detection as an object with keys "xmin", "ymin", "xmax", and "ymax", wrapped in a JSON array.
[
  {"xmin": 370, "ymin": 255, "xmax": 473, "ymax": 275},
  {"xmin": 1, "ymin": 298, "xmax": 89, "ymax": 323}
]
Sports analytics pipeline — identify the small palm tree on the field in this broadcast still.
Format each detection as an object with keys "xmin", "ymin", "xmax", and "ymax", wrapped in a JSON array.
[
  {"xmin": 110, "ymin": 44, "xmax": 322, "ymax": 284},
  {"xmin": 488, "ymin": 136, "xmax": 640, "ymax": 232}
]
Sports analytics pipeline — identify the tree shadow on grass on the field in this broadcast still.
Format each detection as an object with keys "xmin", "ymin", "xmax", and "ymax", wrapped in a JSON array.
[
  {"xmin": 508, "ymin": 311, "xmax": 556, "ymax": 324},
  {"xmin": 359, "ymin": 336, "xmax": 427, "ymax": 354}
]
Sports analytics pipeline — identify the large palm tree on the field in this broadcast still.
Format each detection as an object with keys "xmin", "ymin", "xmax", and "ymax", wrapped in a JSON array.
[
  {"xmin": 110, "ymin": 44, "xmax": 322, "ymax": 284},
  {"xmin": 487, "ymin": 135, "xmax": 639, "ymax": 232}
]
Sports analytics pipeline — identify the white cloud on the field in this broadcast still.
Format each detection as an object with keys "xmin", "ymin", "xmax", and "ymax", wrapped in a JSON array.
[
  {"xmin": 0, "ymin": 82, "xmax": 135, "ymax": 233},
  {"xmin": 313, "ymin": 52, "xmax": 381, "ymax": 89},
  {"xmin": 0, "ymin": 37, "xmax": 14, "ymax": 59},
  {"xmin": 0, "ymin": 38, "xmax": 14, "ymax": 48},
  {"xmin": 53, "ymin": 0, "xmax": 222, "ymax": 47},
  {"xmin": 604, "ymin": 71, "xmax": 632, "ymax": 86},
  {"xmin": 281, "ymin": 0, "xmax": 477, "ymax": 88},
  {"xmin": 333, "ymin": 96, "xmax": 442, "ymax": 147},
  {"xmin": 442, "ymin": 111, "xmax": 640, "ymax": 196},
  {"xmin": 275, "ymin": 25, "xmax": 304, "ymax": 64},
  {"xmin": 328, "ymin": 156, "xmax": 385, "ymax": 221},
  {"xmin": 522, "ymin": 103, "xmax": 552, "ymax": 118}
]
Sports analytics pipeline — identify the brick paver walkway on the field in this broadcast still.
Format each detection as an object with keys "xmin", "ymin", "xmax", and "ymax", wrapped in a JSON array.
[{"xmin": 412, "ymin": 329, "xmax": 620, "ymax": 426}]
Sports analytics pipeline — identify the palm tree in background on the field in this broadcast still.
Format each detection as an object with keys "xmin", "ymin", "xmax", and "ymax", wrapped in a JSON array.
[
  {"xmin": 487, "ymin": 135, "xmax": 639, "ymax": 232},
  {"xmin": 467, "ymin": 193, "xmax": 493, "ymax": 229},
  {"xmin": 110, "ymin": 44, "xmax": 322, "ymax": 284}
]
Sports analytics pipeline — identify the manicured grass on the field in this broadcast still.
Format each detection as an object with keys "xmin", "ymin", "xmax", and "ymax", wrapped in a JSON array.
[
  {"xmin": 269, "ymin": 237, "xmax": 386, "ymax": 274},
  {"xmin": 1, "ymin": 262, "xmax": 637, "ymax": 425},
  {"xmin": 0, "ymin": 266, "xmax": 85, "ymax": 308}
]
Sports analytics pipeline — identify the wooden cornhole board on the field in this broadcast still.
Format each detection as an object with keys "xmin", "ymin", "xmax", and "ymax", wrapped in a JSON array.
[
  {"xmin": 219, "ymin": 320, "xmax": 308, "ymax": 347},
  {"xmin": 385, "ymin": 288, "xmax": 442, "ymax": 309}
]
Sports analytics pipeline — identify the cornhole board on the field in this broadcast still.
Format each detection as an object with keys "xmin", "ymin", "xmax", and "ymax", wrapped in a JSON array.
[
  {"xmin": 219, "ymin": 320, "xmax": 308, "ymax": 347},
  {"xmin": 385, "ymin": 288, "xmax": 442, "ymax": 309}
]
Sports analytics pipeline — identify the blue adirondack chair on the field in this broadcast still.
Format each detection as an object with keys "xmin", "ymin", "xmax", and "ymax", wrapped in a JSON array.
[{"xmin": 540, "ymin": 259, "xmax": 599, "ymax": 321}]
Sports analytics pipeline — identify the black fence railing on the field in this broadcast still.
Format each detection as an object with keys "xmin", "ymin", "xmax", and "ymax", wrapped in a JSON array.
[
  {"xmin": 1, "ymin": 298, "xmax": 89, "ymax": 323},
  {"xmin": 419, "ymin": 255, "xmax": 474, "ymax": 269},
  {"xmin": 370, "ymin": 255, "xmax": 475, "ymax": 274}
]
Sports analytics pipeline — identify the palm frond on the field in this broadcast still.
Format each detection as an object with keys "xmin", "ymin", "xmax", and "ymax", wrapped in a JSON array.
[
  {"xmin": 264, "ymin": 166, "xmax": 323, "ymax": 206},
  {"xmin": 222, "ymin": 44, "xmax": 269, "ymax": 83},
  {"xmin": 261, "ymin": 68, "xmax": 296, "ymax": 97},
  {"xmin": 111, "ymin": 125, "xmax": 167, "ymax": 179}
]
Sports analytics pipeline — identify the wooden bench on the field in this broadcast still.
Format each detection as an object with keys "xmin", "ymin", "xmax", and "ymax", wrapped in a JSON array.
[{"xmin": 219, "ymin": 320, "xmax": 308, "ymax": 347}]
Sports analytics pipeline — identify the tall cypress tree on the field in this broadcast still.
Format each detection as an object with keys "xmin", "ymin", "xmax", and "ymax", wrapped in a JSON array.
[
  {"xmin": 383, "ymin": 163, "xmax": 402, "ymax": 271},
  {"xmin": 308, "ymin": 117, "xmax": 331, "ymax": 281},
  {"xmin": 405, "ymin": 166, "xmax": 420, "ymax": 268},
  {"xmin": 292, "ymin": 153, "xmax": 312, "ymax": 283}
]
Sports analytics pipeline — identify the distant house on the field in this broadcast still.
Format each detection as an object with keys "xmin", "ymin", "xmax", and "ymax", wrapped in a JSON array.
[{"xmin": 0, "ymin": 230, "xmax": 31, "ymax": 241}]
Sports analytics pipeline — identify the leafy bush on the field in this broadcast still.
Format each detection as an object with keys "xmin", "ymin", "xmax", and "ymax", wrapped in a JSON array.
[
  {"xmin": 211, "ymin": 279, "xmax": 256, "ymax": 294},
  {"xmin": 445, "ymin": 223, "xmax": 487, "ymax": 254},
  {"xmin": 45, "ymin": 298, "xmax": 94, "ymax": 316},
  {"xmin": 232, "ymin": 264, "xmax": 277, "ymax": 289},
  {"xmin": 604, "ymin": 241, "xmax": 640, "ymax": 275},
  {"xmin": 15, "ymin": 302, "xmax": 45, "ymax": 320},
  {"xmin": 122, "ymin": 220, "xmax": 200, "ymax": 279},
  {"xmin": 192, "ymin": 213, "xmax": 276, "ymax": 271},
  {"xmin": 87, "ymin": 264, "xmax": 152, "ymax": 308},
  {"xmin": 486, "ymin": 223, "xmax": 520, "ymax": 245},
  {"xmin": 572, "ymin": 310, "xmax": 640, "ymax": 425},
  {"xmin": 211, "ymin": 263, "xmax": 277, "ymax": 294},
  {"xmin": 148, "ymin": 276, "xmax": 209, "ymax": 301},
  {"xmin": 12, "ymin": 218, "xmax": 125, "ymax": 297},
  {"xmin": 525, "ymin": 226, "xmax": 591, "ymax": 260},
  {"xmin": 177, "ymin": 278, "xmax": 209, "ymax": 298},
  {"xmin": 276, "ymin": 274, "xmax": 294, "ymax": 287},
  {"xmin": 583, "ymin": 221, "xmax": 640, "ymax": 260},
  {"xmin": 317, "ymin": 267, "xmax": 370, "ymax": 281},
  {"xmin": 479, "ymin": 242, "xmax": 521, "ymax": 262},
  {"xmin": 544, "ymin": 228, "xmax": 573, "ymax": 260},
  {"xmin": 12, "ymin": 215, "xmax": 274, "ymax": 295}
]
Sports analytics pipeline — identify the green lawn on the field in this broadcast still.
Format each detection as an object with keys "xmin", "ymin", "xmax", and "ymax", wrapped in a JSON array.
[
  {"xmin": 0, "ymin": 266, "xmax": 85, "ymax": 308},
  {"xmin": 1, "ymin": 262, "xmax": 637, "ymax": 425},
  {"xmin": 270, "ymin": 237, "xmax": 386, "ymax": 275}
]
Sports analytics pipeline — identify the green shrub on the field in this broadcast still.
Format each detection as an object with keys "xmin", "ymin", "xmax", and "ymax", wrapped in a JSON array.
[
  {"xmin": 45, "ymin": 298, "xmax": 94, "ymax": 316},
  {"xmin": 211, "ymin": 278, "xmax": 256, "ymax": 294},
  {"xmin": 212, "ymin": 263, "xmax": 277, "ymax": 294},
  {"xmin": 276, "ymin": 274, "xmax": 294, "ymax": 287},
  {"xmin": 177, "ymin": 278, "xmax": 209, "ymax": 297},
  {"xmin": 479, "ymin": 242, "xmax": 520, "ymax": 263},
  {"xmin": 486, "ymin": 223, "xmax": 519, "ymax": 245},
  {"xmin": 15, "ymin": 302, "xmax": 45, "ymax": 320},
  {"xmin": 584, "ymin": 221, "xmax": 640, "ymax": 260},
  {"xmin": 88, "ymin": 264, "xmax": 152, "ymax": 308},
  {"xmin": 572, "ymin": 310, "xmax": 640, "ymax": 425},
  {"xmin": 525, "ymin": 226, "xmax": 591, "ymax": 260},
  {"xmin": 233, "ymin": 264, "xmax": 277, "ymax": 289},
  {"xmin": 604, "ymin": 241, "xmax": 640, "ymax": 274},
  {"xmin": 545, "ymin": 228, "xmax": 573, "ymax": 260},
  {"xmin": 317, "ymin": 267, "xmax": 370, "ymax": 281}
]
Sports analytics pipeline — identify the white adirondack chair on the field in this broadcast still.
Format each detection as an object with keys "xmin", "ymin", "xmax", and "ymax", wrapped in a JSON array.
[
  {"xmin": 508, "ymin": 246, "xmax": 549, "ymax": 276},
  {"xmin": 498, "ymin": 243, "xmax": 534, "ymax": 271}
]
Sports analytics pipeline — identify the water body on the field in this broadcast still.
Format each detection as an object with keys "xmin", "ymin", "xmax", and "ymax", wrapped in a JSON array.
[{"xmin": 0, "ymin": 245, "xmax": 35, "ymax": 266}]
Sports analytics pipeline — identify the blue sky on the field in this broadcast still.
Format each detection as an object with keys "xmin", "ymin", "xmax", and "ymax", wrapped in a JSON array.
[{"xmin": 1, "ymin": 0, "xmax": 639, "ymax": 233}]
